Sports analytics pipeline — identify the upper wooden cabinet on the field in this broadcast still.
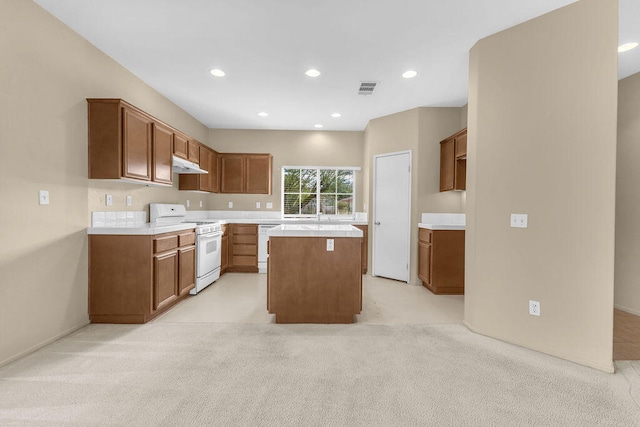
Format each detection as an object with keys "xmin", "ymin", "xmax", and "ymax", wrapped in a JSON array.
[
  {"xmin": 439, "ymin": 128, "xmax": 467, "ymax": 192},
  {"xmin": 89, "ymin": 99, "xmax": 177, "ymax": 186},
  {"xmin": 220, "ymin": 153, "xmax": 272, "ymax": 194},
  {"xmin": 178, "ymin": 144, "xmax": 219, "ymax": 192},
  {"xmin": 152, "ymin": 123, "xmax": 174, "ymax": 185},
  {"xmin": 174, "ymin": 132, "xmax": 200, "ymax": 165}
]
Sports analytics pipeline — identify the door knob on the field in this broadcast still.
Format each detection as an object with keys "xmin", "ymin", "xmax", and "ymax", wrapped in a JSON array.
[{"xmin": 374, "ymin": 221, "xmax": 381, "ymax": 225}]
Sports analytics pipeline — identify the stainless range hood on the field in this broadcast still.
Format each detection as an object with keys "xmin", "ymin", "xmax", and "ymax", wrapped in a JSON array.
[{"xmin": 172, "ymin": 156, "xmax": 208, "ymax": 174}]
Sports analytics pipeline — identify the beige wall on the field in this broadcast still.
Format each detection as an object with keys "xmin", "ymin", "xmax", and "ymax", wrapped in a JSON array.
[
  {"xmin": 465, "ymin": 0, "xmax": 618, "ymax": 372},
  {"xmin": 208, "ymin": 129, "xmax": 364, "ymax": 212},
  {"xmin": 363, "ymin": 107, "xmax": 464, "ymax": 284},
  {"xmin": 615, "ymin": 71, "xmax": 640, "ymax": 314},
  {"xmin": 0, "ymin": 0, "xmax": 209, "ymax": 366}
]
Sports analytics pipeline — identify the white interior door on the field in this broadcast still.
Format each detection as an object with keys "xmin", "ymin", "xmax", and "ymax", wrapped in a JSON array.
[{"xmin": 372, "ymin": 151, "xmax": 411, "ymax": 282}]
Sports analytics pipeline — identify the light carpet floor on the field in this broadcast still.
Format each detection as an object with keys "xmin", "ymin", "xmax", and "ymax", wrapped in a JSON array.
[{"xmin": 1, "ymin": 322, "xmax": 640, "ymax": 426}]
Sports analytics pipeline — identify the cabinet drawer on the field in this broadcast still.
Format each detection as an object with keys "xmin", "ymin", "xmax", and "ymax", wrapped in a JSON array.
[
  {"xmin": 178, "ymin": 232, "xmax": 195, "ymax": 247},
  {"xmin": 233, "ymin": 225, "xmax": 257, "ymax": 235},
  {"xmin": 419, "ymin": 228, "xmax": 432, "ymax": 243},
  {"xmin": 233, "ymin": 255, "xmax": 257, "ymax": 266},
  {"xmin": 233, "ymin": 244, "xmax": 257, "ymax": 256},
  {"xmin": 154, "ymin": 235, "xmax": 178, "ymax": 253},
  {"xmin": 234, "ymin": 234, "xmax": 257, "ymax": 245}
]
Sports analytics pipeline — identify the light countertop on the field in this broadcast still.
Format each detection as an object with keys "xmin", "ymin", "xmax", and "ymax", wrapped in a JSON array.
[
  {"xmin": 268, "ymin": 224, "xmax": 363, "ymax": 238},
  {"xmin": 418, "ymin": 212, "xmax": 466, "ymax": 231},
  {"xmin": 87, "ymin": 223, "xmax": 196, "ymax": 236}
]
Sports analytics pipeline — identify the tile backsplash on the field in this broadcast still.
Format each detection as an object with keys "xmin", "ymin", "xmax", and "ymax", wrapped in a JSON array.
[{"xmin": 91, "ymin": 211, "xmax": 147, "ymax": 227}]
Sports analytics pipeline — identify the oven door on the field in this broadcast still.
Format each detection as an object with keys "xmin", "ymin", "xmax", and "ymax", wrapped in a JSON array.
[{"xmin": 197, "ymin": 231, "xmax": 222, "ymax": 278}]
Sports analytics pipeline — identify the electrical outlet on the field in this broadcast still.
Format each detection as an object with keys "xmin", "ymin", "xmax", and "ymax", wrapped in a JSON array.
[
  {"xmin": 510, "ymin": 213, "xmax": 528, "ymax": 228},
  {"xmin": 326, "ymin": 239, "xmax": 334, "ymax": 251},
  {"xmin": 228, "ymin": 201, "xmax": 233, "ymax": 209},
  {"xmin": 126, "ymin": 195, "xmax": 132, "ymax": 207},
  {"xmin": 256, "ymin": 202, "xmax": 261, "ymax": 209},
  {"xmin": 39, "ymin": 190, "xmax": 49, "ymax": 205},
  {"xmin": 105, "ymin": 194, "xmax": 113, "ymax": 206},
  {"xmin": 529, "ymin": 300, "xmax": 540, "ymax": 316},
  {"xmin": 186, "ymin": 200, "xmax": 190, "ymax": 208},
  {"xmin": 266, "ymin": 202, "xmax": 273, "ymax": 209},
  {"xmin": 200, "ymin": 201, "xmax": 203, "ymax": 208}
]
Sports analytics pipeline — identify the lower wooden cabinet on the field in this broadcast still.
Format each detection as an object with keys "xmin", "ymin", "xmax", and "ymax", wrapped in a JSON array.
[
  {"xmin": 89, "ymin": 229, "xmax": 196, "ymax": 323},
  {"xmin": 227, "ymin": 223, "xmax": 258, "ymax": 272},
  {"xmin": 418, "ymin": 227, "xmax": 465, "ymax": 294},
  {"xmin": 354, "ymin": 224, "xmax": 368, "ymax": 274},
  {"xmin": 220, "ymin": 224, "xmax": 229, "ymax": 275}
]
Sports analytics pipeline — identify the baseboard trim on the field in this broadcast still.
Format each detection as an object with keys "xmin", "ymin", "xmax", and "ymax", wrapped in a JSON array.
[
  {"xmin": 614, "ymin": 304, "xmax": 640, "ymax": 317},
  {"xmin": 0, "ymin": 322, "xmax": 89, "ymax": 369},
  {"xmin": 463, "ymin": 320, "xmax": 615, "ymax": 374}
]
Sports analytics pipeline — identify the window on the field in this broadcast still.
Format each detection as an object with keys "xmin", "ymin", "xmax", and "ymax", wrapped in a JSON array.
[{"xmin": 282, "ymin": 167, "xmax": 357, "ymax": 218}]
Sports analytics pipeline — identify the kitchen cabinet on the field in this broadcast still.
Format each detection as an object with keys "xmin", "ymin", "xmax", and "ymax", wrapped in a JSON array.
[
  {"xmin": 418, "ymin": 227, "xmax": 465, "ymax": 295},
  {"xmin": 228, "ymin": 223, "xmax": 258, "ymax": 273},
  {"xmin": 220, "ymin": 153, "xmax": 272, "ymax": 194},
  {"xmin": 439, "ymin": 128, "xmax": 467, "ymax": 192},
  {"xmin": 152, "ymin": 123, "xmax": 174, "ymax": 185},
  {"xmin": 220, "ymin": 224, "xmax": 229, "ymax": 275},
  {"xmin": 88, "ymin": 98, "xmax": 203, "ymax": 186},
  {"xmin": 178, "ymin": 144, "xmax": 219, "ymax": 193},
  {"xmin": 354, "ymin": 224, "xmax": 368, "ymax": 274},
  {"xmin": 89, "ymin": 228, "xmax": 196, "ymax": 323}
]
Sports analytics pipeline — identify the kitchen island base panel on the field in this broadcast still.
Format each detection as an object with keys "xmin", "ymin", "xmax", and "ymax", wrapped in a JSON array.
[{"xmin": 267, "ymin": 236, "xmax": 362, "ymax": 324}]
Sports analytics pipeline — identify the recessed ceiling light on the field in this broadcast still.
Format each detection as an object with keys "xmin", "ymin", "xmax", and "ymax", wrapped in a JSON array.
[
  {"xmin": 619, "ymin": 42, "xmax": 639, "ymax": 53},
  {"xmin": 210, "ymin": 68, "xmax": 225, "ymax": 77},
  {"xmin": 314, "ymin": 124, "xmax": 323, "ymax": 128},
  {"xmin": 258, "ymin": 112, "xmax": 268, "ymax": 117},
  {"xmin": 402, "ymin": 70, "xmax": 418, "ymax": 79},
  {"xmin": 305, "ymin": 69, "xmax": 321, "ymax": 78},
  {"xmin": 331, "ymin": 113, "xmax": 342, "ymax": 118}
]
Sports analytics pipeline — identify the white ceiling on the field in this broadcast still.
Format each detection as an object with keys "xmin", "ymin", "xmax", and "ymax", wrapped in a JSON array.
[{"xmin": 33, "ymin": 0, "xmax": 640, "ymax": 131}]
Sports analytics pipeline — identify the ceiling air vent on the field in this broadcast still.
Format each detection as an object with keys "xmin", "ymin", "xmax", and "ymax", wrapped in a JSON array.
[{"xmin": 358, "ymin": 81, "xmax": 378, "ymax": 95}]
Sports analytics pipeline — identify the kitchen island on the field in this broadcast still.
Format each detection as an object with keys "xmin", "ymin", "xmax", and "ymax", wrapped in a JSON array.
[{"xmin": 267, "ymin": 224, "xmax": 363, "ymax": 323}]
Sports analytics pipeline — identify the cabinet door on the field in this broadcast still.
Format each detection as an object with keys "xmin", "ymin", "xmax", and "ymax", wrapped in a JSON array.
[
  {"xmin": 245, "ymin": 154, "xmax": 272, "ymax": 194},
  {"xmin": 439, "ymin": 138, "xmax": 455, "ymax": 192},
  {"xmin": 188, "ymin": 140, "xmax": 200, "ymax": 163},
  {"xmin": 354, "ymin": 225, "xmax": 368, "ymax": 274},
  {"xmin": 220, "ymin": 154, "xmax": 245, "ymax": 193},
  {"xmin": 221, "ymin": 234, "xmax": 229, "ymax": 272},
  {"xmin": 455, "ymin": 131, "xmax": 467, "ymax": 158},
  {"xmin": 173, "ymin": 133, "xmax": 188, "ymax": 159},
  {"xmin": 152, "ymin": 123, "xmax": 173, "ymax": 185},
  {"xmin": 122, "ymin": 107, "xmax": 152, "ymax": 181},
  {"xmin": 208, "ymin": 149, "xmax": 220, "ymax": 193},
  {"xmin": 178, "ymin": 246, "xmax": 196, "ymax": 296},
  {"xmin": 418, "ymin": 241, "xmax": 432, "ymax": 286},
  {"xmin": 198, "ymin": 146, "xmax": 211, "ymax": 192},
  {"xmin": 153, "ymin": 251, "xmax": 178, "ymax": 311}
]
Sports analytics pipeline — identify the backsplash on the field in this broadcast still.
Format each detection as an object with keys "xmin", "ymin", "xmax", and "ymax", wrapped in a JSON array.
[{"xmin": 91, "ymin": 211, "xmax": 147, "ymax": 227}]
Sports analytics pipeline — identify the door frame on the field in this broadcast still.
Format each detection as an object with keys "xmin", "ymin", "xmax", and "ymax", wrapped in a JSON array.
[{"xmin": 371, "ymin": 150, "xmax": 412, "ymax": 283}]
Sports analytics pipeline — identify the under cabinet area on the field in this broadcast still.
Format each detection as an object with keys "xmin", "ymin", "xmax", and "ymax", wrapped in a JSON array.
[
  {"xmin": 418, "ymin": 227, "xmax": 465, "ymax": 294},
  {"xmin": 439, "ymin": 128, "xmax": 467, "ymax": 192},
  {"xmin": 179, "ymin": 145, "xmax": 219, "ymax": 192},
  {"xmin": 89, "ymin": 228, "xmax": 196, "ymax": 323}
]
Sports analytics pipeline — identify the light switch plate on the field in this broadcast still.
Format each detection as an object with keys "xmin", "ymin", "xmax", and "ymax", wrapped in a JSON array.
[
  {"xmin": 200, "ymin": 201, "xmax": 203, "ymax": 208},
  {"xmin": 39, "ymin": 190, "xmax": 49, "ymax": 205},
  {"xmin": 228, "ymin": 201, "xmax": 233, "ymax": 209},
  {"xmin": 126, "ymin": 195, "xmax": 132, "ymax": 207},
  {"xmin": 326, "ymin": 239, "xmax": 334, "ymax": 251},
  {"xmin": 256, "ymin": 202, "xmax": 261, "ymax": 209},
  {"xmin": 105, "ymin": 194, "xmax": 113, "ymax": 206},
  {"xmin": 186, "ymin": 200, "xmax": 190, "ymax": 208},
  {"xmin": 266, "ymin": 202, "xmax": 273, "ymax": 209},
  {"xmin": 510, "ymin": 213, "xmax": 528, "ymax": 228}
]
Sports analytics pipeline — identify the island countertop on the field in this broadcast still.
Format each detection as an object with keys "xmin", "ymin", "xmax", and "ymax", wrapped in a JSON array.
[{"xmin": 267, "ymin": 224, "xmax": 363, "ymax": 238}]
